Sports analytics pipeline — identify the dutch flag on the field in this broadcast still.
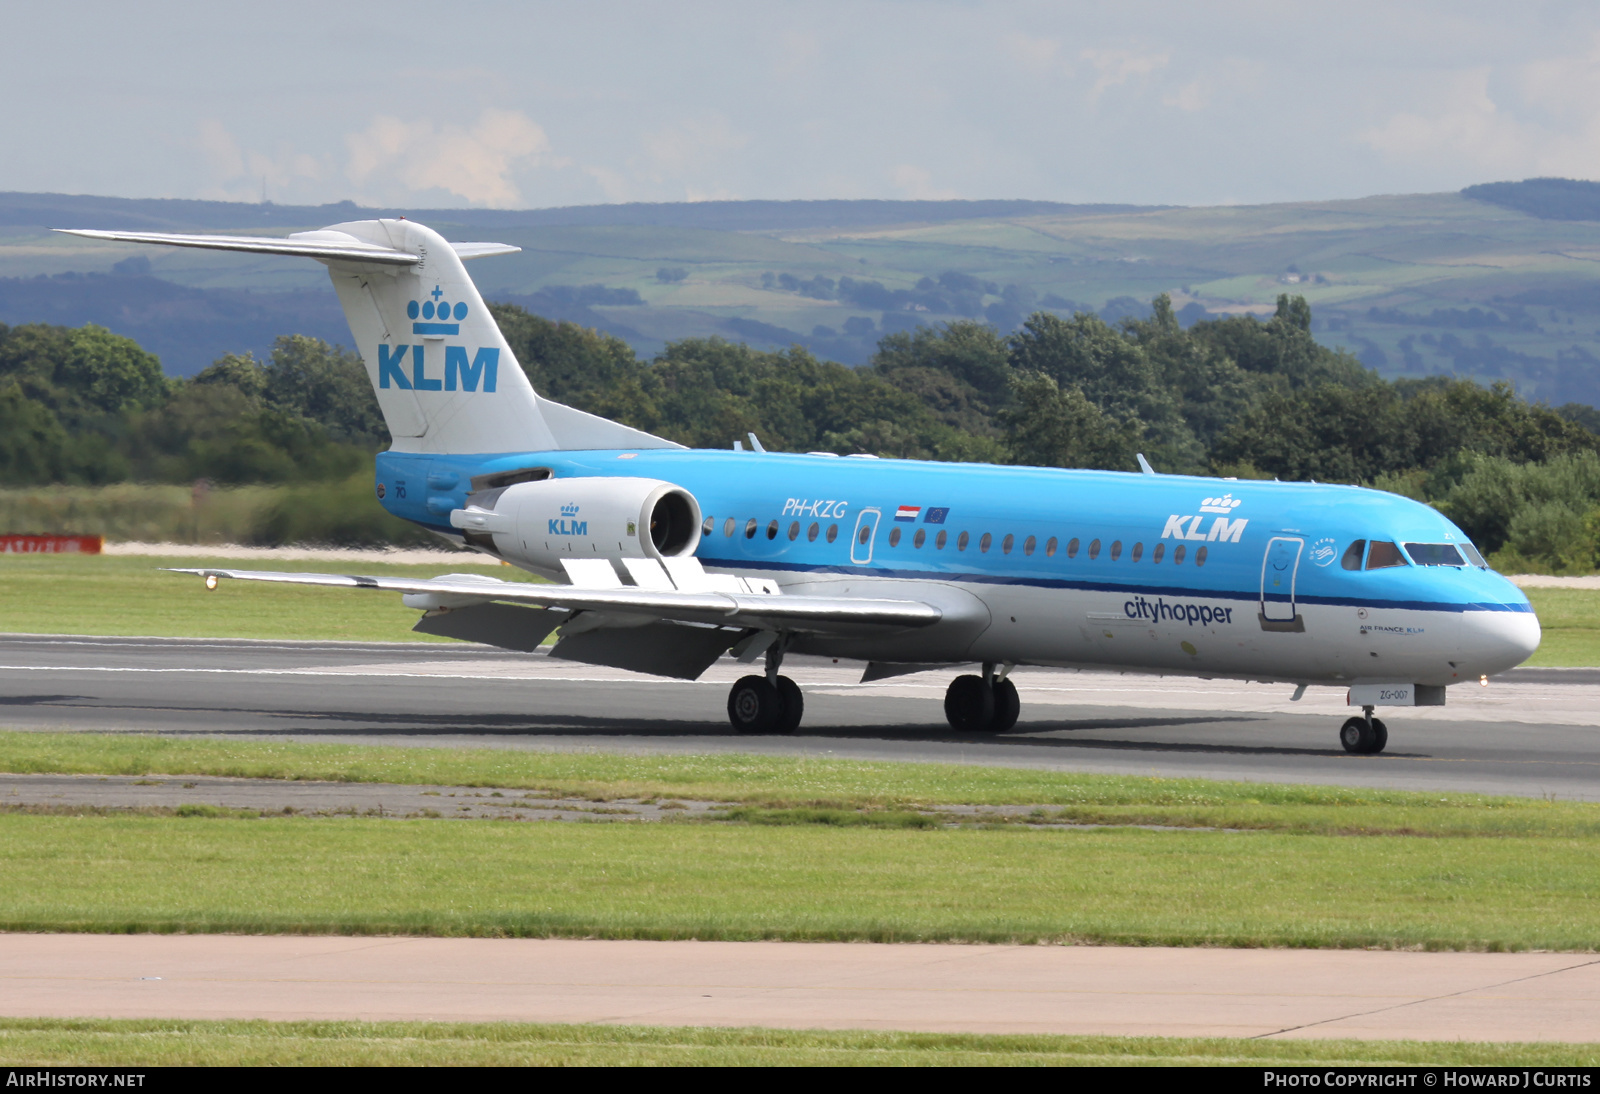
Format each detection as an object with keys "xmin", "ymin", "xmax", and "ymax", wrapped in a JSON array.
[{"xmin": 894, "ymin": 505, "xmax": 921, "ymax": 522}]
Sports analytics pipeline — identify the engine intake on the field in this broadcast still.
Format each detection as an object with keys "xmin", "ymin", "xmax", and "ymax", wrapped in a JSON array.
[{"xmin": 449, "ymin": 476, "xmax": 702, "ymax": 579}]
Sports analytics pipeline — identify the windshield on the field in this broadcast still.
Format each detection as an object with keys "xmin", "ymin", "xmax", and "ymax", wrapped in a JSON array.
[
  {"xmin": 1404, "ymin": 542, "xmax": 1466, "ymax": 567},
  {"xmin": 1365, "ymin": 541, "xmax": 1408, "ymax": 570}
]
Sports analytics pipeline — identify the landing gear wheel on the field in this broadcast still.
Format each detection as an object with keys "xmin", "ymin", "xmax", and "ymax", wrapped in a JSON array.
[
  {"xmin": 945, "ymin": 674, "xmax": 996, "ymax": 734},
  {"xmin": 774, "ymin": 675, "xmax": 804, "ymax": 734},
  {"xmin": 1368, "ymin": 717, "xmax": 1388, "ymax": 755},
  {"xmin": 990, "ymin": 678, "xmax": 1021, "ymax": 733},
  {"xmin": 1339, "ymin": 716, "xmax": 1371, "ymax": 753},
  {"xmin": 728, "ymin": 675, "xmax": 782, "ymax": 734}
]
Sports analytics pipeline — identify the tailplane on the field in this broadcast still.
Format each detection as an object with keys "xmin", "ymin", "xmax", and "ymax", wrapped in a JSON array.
[{"xmin": 57, "ymin": 220, "xmax": 679, "ymax": 455}]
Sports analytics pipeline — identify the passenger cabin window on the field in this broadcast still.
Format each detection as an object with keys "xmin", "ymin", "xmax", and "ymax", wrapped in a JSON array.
[
  {"xmin": 1341, "ymin": 540, "xmax": 1366, "ymax": 571},
  {"xmin": 826, "ymin": 523, "xmax": 839, "ymax": 543},
  {"xmin": 788, "ymin": 522, "xmax": 799, "ymax": 541},
  {"xmin": 724, "ymin": 518, "xmax": 736, "ymax": 537},
  {"xmin": 888, "ymin": 527, "xmax": 901, "ymax": 547},
  {"xmin": 702, "ymin": 517, "xmax": 714, "ymax": 536},
  {"xmin": 858, "ymin": 525, "xmax": 871, "ymax": 545},
  {"xmin": 1109, "ymin": 540, "xmax": 1122, "ymax": 561},
  {"xmin": 958, "ymin": 531, "xmax": 970, "ymax": 551},
  {"xmin": 808, "ymin": 523, "xmax": 819, "ymax": 542},
  {"xmin": 1131, "ymin": 542, "xmax": 1143, "ymax": 562},
  {"xmin": 1405, "ymin": 543, "xmax": 1466, "ymax": 567},
  {"xmin": 914, "ymin": 528, "xmax": 926, "ymax": 548},
  {"xmin": 1002, "ymin": 533, "xmax": 1014, "ymax": 554},
  {"xmin": 1173, "ymin": 544, "xmax": 1186, "ymax": 564},
  {"xmin": 1195, "ymin": 546, "xmax": 1207, "ymax": 567},
  {"xmin": 1023, "ymin": 535, "xmax": 1036, "ymax": 556},
  {"xmin": 1152, "ymin": 543, "xmax": 1165, "ymax": 563},
  {"xmin": 745, "ymin": 519, "xmax": 758, "ymax": 539},
  {"xmin": 1045, "ymin": 537, "xmax": 1058, "ymax": 557},
  {"xmin": 980, "ymin": 532, "xmax": 993, "ymax": 553},
  {"xmin": 1087, "ymin": 539, "xmax": 1101, "ymax": 560},
  {"xmin": 766, "ymin": 520, "xmax": 779, "ymax": 540},
  {"xmin": 1066, "ymin": 538, "xmax": 1080, "ymax": 558},
  {"xmin": 1365, "ymin": 541, "xmax": 1407, "ymax": 569},
  {"xmin": 936, "ymin": 530, "xmax": 947, "ymax": 549}
]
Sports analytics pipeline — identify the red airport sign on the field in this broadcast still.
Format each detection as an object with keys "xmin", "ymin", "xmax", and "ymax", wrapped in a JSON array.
[{"xmin": 0, "ymin": 535, "xmax": 104, "ymax": 554}]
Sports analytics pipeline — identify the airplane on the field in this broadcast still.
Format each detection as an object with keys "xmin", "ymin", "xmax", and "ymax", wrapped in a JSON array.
[{"xmin": 59, "ymin": 219, "xmax": 1541, "ymax": 753}]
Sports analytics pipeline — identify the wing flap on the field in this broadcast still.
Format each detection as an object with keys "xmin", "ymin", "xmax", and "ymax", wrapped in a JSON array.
[{"xmin": 169, "ymin": 568, "xmax": 943, "ymax": 632}]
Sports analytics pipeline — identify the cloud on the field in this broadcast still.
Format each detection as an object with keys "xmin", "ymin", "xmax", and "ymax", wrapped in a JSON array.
[
  {"xmin": 1081, "ymin": 48, "xmax": 1169, "ymax": 100},
  {"xmin": 642, "ymin": 114, "xmax": 748, "ymax": 178},
  {"xmin": 1004, "ymin": 33, "xmax": 1063, "ymax": 73},
  {"xmin": 194, "ymin": 120, "xmax": 325, "ymax": 203},
  {"xmin": 891, "ymin": 164, "xmax": 959, "ymax": 200},
  {"xmin": 1163, "ymin": 80, "xmax": 1208, "ymax": 113},
  {"xmin": 1359, "ymin": 64, "xmax": 1600, "ymax": 181},
  {"xmin": 345, "ymin": 108, "xmax": 554, "ymax": 207}
]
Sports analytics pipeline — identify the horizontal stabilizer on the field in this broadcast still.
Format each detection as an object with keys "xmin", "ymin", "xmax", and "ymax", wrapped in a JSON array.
[
  {"xmin": 169, "ymin": 567, "xmax": 943, "ymax": 634},
  {"xmin": 54, "ymin": 227, "xmax": 420, "ymax": 265}
]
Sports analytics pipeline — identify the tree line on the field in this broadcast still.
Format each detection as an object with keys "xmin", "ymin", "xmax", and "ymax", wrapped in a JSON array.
[{"xmin": 2, "ymin": 294, "xmax": 1597, "ymax": 570}]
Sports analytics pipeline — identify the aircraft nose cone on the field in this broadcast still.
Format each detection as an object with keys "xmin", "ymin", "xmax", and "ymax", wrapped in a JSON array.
[{"xmin": 1466, "ymin": 609, "xmax": 1541, "ymax": 675}]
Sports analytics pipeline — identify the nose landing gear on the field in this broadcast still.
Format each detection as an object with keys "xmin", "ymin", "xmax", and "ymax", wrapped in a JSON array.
[
  {"xmin": 944, "ymin": 663, "xmax": 1020, "ymax": 734},
  {"xmin": 726, "ymin": 638, "xmax": 803, "ymax": 735},
  {"xmin": 1339, "ymin": 705, "xmax": 1388, "ymax": 754}
]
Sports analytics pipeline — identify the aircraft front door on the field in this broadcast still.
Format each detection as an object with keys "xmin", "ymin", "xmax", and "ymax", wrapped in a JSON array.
[
  {"xmin": 851, "ymin": 508, "xmax": 881, "ymax": 565},
  {"xmin": 1260, "ymin": 536, "xmax": 1304, "ymax": 623}
]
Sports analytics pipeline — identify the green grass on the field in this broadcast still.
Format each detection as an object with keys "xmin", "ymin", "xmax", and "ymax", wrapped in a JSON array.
[
  {"xmin": 2, "ymin": 810, "xmax": 1599, "ymax": 948},
  {"xmin": 6, "ymin": 732, "xmax": 1600, "ymax": 838},
  {"xmin": 0, "ymin": 553, "xmax": 534, "ymax": 642},
  {"xmin": 1523, "ymin": 588, "xmax": 1600, "ymax": 667},
  {"xmin": 1, "ymin": 1019, "xmax": 1593, "ymax": 1066}
]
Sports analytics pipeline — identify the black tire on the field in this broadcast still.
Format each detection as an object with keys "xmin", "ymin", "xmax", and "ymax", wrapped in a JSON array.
[
  {"xmin": 990, "ymin": 678, "xmax": 1020, "ymax": 733},
  {"xmin": 774, "ymin": 675, "xmax": 804, "ymax": 734},
  {"xmin": 1339, "ymin": 716, "xmax": 1374, "ymax": 754},
  {"xmin": 728, "ymin": 675, "xmax": 781, "ymax": 734},
  {"xmin": 1369, "ymin": 717, "xmax": 1388, "ymax": 754},
  {"xmin": 945, "ymin": 674, "xmax": 995, "ymax": 734}
]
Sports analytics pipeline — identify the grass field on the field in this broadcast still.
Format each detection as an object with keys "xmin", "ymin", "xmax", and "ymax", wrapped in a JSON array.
[
  {"xmin": 1, "ymin": 552, "xmax": 1594, "ymax": 664},
  {"xmin": 1, "ymin": 1019, "xmax": 1593, "ymax": 1066},
  {"xmin": 4, "ymin": 811, "xmax": 1600, "ymax": 948},
  {"xmin": 0, "ymin": 552, "xmax": 533, "ymax": 642},
  {"xmin": 3, "ymin": 736, "xmax": 1600, "ymax": 949}
]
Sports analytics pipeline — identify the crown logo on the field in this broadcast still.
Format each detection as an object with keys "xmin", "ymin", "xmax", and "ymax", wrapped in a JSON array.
[
  {"xmin": 1199, "ymin": 494, "xmax": 1243, "ymax": 514},
  {"xmin": 407, "ymin": 285, "xmax": 467, "ymax": 332},
  {"xmin": 560, "ymin": 502, "xmax": 580, "ymax": 517}
]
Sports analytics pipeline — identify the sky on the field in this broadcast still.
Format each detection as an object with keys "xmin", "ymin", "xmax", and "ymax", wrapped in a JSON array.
[{"xmin": 5, "ymin": 0, "xmax": 1600, "ymax": 210}]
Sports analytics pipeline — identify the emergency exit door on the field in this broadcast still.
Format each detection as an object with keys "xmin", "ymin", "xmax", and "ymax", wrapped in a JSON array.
[{"xmin": 1260, "ymin": 536, "xmax": 1303, "ymax": 624}]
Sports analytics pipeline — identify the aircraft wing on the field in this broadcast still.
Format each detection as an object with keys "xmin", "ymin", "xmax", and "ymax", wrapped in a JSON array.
[{"xmin": 168, "ymin": 567, "xmax": 942, "ymax": 634}]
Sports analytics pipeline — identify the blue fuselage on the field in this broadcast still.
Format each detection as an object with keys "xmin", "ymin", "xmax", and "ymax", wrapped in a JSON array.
[{"xmin": 375, "ymin": 447, "xmax": 1539, "ymax": 687}]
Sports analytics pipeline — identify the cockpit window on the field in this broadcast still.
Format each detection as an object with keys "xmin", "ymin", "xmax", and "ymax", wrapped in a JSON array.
[
  {"xmin": 1404, "ymin": 542, "xmax": 1466, "ymax": 567},
  {"xmin": 1365, "ymin": 541, "xmax": 1408, "ymax": 570},
  {"xmin": 1459, "ymin": 542, "xmax": 1488, "ymax": 568},
  {"xmin": 1341, "ymin": 540, "xmax": 1366, "ymax": 571}
]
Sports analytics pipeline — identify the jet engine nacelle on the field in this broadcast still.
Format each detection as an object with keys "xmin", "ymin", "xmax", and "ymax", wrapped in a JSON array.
[{"xmin": 449, "ymin": 476, "xmax": 702, "ymax": 580}]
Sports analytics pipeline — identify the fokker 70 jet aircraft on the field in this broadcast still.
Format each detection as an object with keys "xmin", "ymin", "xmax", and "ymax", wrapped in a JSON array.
[{"xmin": 61, "ymin": 220, "xmax": 1541, "ymax": 753}]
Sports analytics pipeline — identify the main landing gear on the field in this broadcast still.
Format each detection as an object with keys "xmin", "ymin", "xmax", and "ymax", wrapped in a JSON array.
[
  {"xmin": 944, "ymin": 663, "xmax": 1020, "ymax": 734},
  {"xmin": 1340, "ymin": 705, "xmax": 1388, "ymax": 755},
  {"xmin": 727, "ymin": 641, "xmax": 803, "ymax": 735}
]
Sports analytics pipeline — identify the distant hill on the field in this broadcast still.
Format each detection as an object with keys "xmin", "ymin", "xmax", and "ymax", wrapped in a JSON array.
[
  {"xmin": 0, "ymin": 192, "xmax": 1158, "ymax": 233},
  {"xmin": 0, "ymin": 270, "xmax": 348, "ymax": 375},
  {"xmin": 1462, "ymin": 178, "xmax": 1600, "ymax": 222}
]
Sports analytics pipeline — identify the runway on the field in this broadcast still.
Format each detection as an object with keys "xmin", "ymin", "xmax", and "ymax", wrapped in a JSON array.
[
  {"xmin": 4, "ymin": 934, "xmax": 1599, "ymax": 1041},
  {"xmin": 2, "ymin": 633, "xmax": 1597, "ymax": 798}
]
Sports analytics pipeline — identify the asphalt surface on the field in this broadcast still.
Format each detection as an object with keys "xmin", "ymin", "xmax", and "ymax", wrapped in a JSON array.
[{"xmin": 1, "ymin": 633, "xmax": 1597, "ymax": 800}]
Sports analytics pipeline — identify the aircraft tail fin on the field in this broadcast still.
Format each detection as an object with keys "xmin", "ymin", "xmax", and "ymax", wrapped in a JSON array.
[{"xmin": 56, "ymin": 221, "xmax": 680, "ymax": 455}]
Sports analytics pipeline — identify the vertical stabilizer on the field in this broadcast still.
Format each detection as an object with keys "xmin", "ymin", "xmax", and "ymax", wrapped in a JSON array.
[
  {"xmin": 319, "ymin": 219, "xmax": 678, "ymax": 455},
  {"xmin": 55, "ymin": 220, "xmax": 681, "ymax": 456}
]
